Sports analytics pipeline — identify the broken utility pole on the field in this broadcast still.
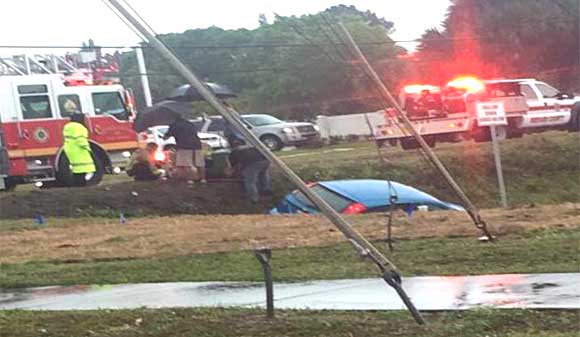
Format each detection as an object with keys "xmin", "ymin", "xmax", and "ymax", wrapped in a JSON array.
[
  {"xmin": 106, "ymin": 0, "xmax": 425, "ymax": 325},
  {"xmin": 337, "ymin": 22, "xmax": 494, "ymax": 242}
]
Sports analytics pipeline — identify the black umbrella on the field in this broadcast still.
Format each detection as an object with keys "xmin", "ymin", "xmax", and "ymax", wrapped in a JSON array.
[
  {"xmin": 133, "ymin": 100, "xmax": 195, "ymax": 132},
  {"xmin": 166, "ymin": 82, "xmax": 237, "ymax": 102}
]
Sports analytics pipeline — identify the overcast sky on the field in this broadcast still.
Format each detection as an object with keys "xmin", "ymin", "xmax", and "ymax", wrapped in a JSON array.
[{"xmin": 0, "ymin": 0, "xmax": 451, "ymax": 53}]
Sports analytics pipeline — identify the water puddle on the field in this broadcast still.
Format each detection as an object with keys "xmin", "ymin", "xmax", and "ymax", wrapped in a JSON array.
[{"xmin": 1, "ymin": 273, "xmax": 578, "ymax": 311}]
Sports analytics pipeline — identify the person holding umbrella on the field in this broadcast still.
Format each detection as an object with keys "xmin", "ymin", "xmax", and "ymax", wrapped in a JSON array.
[{"xmin": 163, "ymin": 116, "xmax": 206, "ymax": 183}]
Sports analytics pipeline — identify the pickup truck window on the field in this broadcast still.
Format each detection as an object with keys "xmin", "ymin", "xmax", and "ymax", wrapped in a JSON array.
[
  {"xmin": 520, "ymin": 84, "xmax": 538, "ymax": 100},
  {"xmin": 536, "ymin": 83, "xmax": 560, "ymax": 98}
]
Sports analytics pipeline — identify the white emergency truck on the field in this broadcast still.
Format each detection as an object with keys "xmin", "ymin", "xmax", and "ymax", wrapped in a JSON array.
[{"xmin": 374, "ymin": 78, "xmax": 580, "ymax": 150}]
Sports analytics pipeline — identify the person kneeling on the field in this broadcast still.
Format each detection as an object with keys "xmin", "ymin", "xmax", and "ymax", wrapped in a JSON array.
[{"xmin": 127, "ymin": 143, "xmax": 163, "ymax": 181}]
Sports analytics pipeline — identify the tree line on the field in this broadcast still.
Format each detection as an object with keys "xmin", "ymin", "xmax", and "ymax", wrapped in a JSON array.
[{"xmin": 120, "ymin": 1, "xmax": 579, "ymax": 120}]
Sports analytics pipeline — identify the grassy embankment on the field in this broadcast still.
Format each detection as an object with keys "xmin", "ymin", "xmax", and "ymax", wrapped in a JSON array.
[{"xmin": 280, "ymin": 131, "xmax": 580, "ymax": 208}]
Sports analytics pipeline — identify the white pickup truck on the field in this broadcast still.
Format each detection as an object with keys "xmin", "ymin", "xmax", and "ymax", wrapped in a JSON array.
[
  {"xmin": 374, "ymin": 78, "xmax": 580, "ymax": 150},
  {"xmin": 493, "ymin": 78, "xmax": 580, "ymax": 132}
]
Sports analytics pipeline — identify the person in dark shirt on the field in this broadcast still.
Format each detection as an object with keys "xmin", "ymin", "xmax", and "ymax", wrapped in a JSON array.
[
  {"xmin": 164, "ymin": 117, "xmax": 206, "ymax": 183},
  {"xmin": 229, "ymin": 139, "xmax": 272, "ymax": 203},
  {"xmin": 415, "ymin": 89, "xmax": 443, "ymax": 116}
]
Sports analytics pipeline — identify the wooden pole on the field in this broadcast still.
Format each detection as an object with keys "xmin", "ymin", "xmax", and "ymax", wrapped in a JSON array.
[
  {"xmin": 337, "ymin": 22, "xmax": 493, "ymax": 242},
  {"xmin": 105, "ymin": 0, "xmax": 425, "ymax": 325},
  {"xmin": 254, "ymin": 249, "xmax": 274, "ymax": 318}
]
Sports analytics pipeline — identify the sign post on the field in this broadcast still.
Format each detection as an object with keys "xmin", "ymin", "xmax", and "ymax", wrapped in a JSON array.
[{"xmin": 476, "ymin": 102, "xmax": 508, "ymax": 208}]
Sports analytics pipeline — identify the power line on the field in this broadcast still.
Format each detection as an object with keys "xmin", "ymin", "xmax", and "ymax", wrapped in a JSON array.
[
  {"xmin": 101, "ymin": 0, "xmax": 148, "ymax": 43},
  {"xmin": 0, "ymin": 36, "xmax": 499, "ymax": 51}
]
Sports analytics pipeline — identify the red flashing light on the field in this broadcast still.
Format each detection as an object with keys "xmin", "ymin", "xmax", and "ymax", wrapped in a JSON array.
[
  {"xmin": 446, "ymin": 76, "xmax": 485, "ymax": 93},
  {"xmin": 403, "ymin": 84, "xmax": 440, "ymax": 95},
  {"xmin": 342, "ymin": 202, "xmax": 368, "ymax": 214}
]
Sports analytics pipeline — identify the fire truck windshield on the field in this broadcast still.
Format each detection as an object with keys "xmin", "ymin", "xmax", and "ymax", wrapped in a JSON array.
[{"xmin": 92, "ymin": 92, "xmax": 129, "ymax": 121}]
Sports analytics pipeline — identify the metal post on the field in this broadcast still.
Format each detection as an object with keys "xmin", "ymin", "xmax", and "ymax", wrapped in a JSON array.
[
  {"xmin": 135, "ymin": 47, "xmax": 153, "ymax": 107},
  {"xmin": 254, "ymin": 249, "xmax": 274, "ymax": 318},
  {"xmin": 365, "ymin": 113, "xmax": 386, "ymax": 164},
  {"xmin": 52, "ymin": 55, "xmax": 59, "ymax": 73},
  {"xmin": 490, "ymin": 126, "xmax": 508, "ymax": 207},
  {"xmin": 24, "ymin": 54, "xmax": 31, "ymax": 75},
  {"xmin": 105, "ymin": 0, "xmax": 425, "ymax": 325},
  {"xmin": 337, "ymin": 22, "xmax": 493, "ymax": 241}
]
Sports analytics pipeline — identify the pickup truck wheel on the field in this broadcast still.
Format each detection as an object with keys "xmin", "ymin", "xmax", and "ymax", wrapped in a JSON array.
[
  {"xmin": 260, "ymin": 135, "xmax": 283, "ymax": 151},
  {"xmin": 568, "ymin": 104, "xmax": 580, "ymax": 132},
  {"xmin": 400, "ymin": 138, "xmax": 419, "ymax": 150},
  {"xmin": 375, "ymin": 139, "xmax": 386, "ymax": 148},
  {"xmin": 401, "ymin": 136, "xmax": 435, "ymax": 150},
  {"xmin": 473, "ymin": 127, "xmax": 491, "ymax": 143}
]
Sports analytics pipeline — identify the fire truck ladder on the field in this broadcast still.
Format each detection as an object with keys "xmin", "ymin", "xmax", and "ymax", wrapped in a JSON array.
[{"xmin": 0, "ymin": 54, "xmax": 78, "ymax": 76}]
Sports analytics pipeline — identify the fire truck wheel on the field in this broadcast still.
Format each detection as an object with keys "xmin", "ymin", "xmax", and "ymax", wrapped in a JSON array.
[
  {"xmin": 56, "ymin": 154, "xmax": 105, "ymax": 187},
  {"xmin": 85, "ymin": 154, "xmax": 105, "ymax": 186},
  {"xmin": 1, "ymin": 177, "xmax": 17, "ymax": 192}
]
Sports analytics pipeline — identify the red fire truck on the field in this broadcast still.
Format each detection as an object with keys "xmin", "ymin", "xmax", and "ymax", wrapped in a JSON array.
[{"xmin": 0, "ymin": 74, "xmax": 140, "ymax": 190}]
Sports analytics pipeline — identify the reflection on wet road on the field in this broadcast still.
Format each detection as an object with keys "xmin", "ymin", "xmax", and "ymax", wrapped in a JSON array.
[{"xmin": 1, "ymin": 273, "xmax": 579, "ymax": 311}]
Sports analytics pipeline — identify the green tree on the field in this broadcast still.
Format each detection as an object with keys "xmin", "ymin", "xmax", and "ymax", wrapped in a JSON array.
[
  {"xmin": 120, "ymin": 6, "xmax": 406, "ymax": 119},
  {"xmin": 414, "ymin": 0, "xmax": 580, "ymax": 90}
]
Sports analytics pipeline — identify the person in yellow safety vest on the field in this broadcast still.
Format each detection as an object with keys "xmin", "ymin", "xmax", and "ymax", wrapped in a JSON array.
[{"xmin": 63, "ymin": 113, "xmax": 96, "ymax": 186}]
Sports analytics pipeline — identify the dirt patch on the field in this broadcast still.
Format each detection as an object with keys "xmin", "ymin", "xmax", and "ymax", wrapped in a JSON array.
[
  {"xmin": 0, "ymin": 180, "xmax": 270, "ymax": 219},
  {"xmin": 1, "ymin": 203, "xmax": 578, "ymax": 264}
]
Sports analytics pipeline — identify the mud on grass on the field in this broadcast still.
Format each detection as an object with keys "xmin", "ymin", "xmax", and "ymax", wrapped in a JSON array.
[
  {"xmin": 0, "ymin": 179, "xmax": 271, "ymax": 219},
  {"xmin": 1, "ymin": 308, "xmax": 579, "ymax": 337}
]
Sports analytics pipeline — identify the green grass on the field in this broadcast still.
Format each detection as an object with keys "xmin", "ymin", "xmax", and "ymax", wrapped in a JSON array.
[
  {"xmin": 1, "ymin": 308, "xmax": 579, "ymax": 337},
  {"xmin": 279, "ymin": 131, "xmax": 580, "ymax": 208},
  {"xmin": 2, "ymin": 229, "xmax": 578, "ymax": 289}
]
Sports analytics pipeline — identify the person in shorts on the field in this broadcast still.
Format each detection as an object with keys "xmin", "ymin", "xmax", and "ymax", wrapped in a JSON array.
[{"xmin": 164, "ymin": 117, "xmax": 206, "ymax": 183}]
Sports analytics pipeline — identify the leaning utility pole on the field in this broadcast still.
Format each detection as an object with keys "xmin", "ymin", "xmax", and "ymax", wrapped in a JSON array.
[
  {"xmin": 106, "ymin": 0, "xmax": 425, "ymax": 325},
  {"xmin": 135, "ymin": 47, "xmax": 153, "ymax": 107},
  {"xmin": 337, "ymin": 23, "xmax": 494, "ymax": 242}
]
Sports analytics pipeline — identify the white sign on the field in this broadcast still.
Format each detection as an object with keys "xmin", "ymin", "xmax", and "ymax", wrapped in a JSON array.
[
  {"xmin": 476, "ymin": 102, "xmax": 507, "ymax": 126},
  {"xmin": 80, "ymin": 51, "xmax": 97, "ymax": 63}
]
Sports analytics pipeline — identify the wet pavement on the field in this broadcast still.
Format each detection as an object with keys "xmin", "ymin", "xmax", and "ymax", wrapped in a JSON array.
[{"xmin": 1, "ymin": 273, "xmax": 579, "ymax": 311}]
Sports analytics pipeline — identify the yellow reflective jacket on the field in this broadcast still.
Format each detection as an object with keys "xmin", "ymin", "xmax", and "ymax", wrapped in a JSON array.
[{"xmin": 63, "ymin": 122, "xmax": 96, "ymax": 174}]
